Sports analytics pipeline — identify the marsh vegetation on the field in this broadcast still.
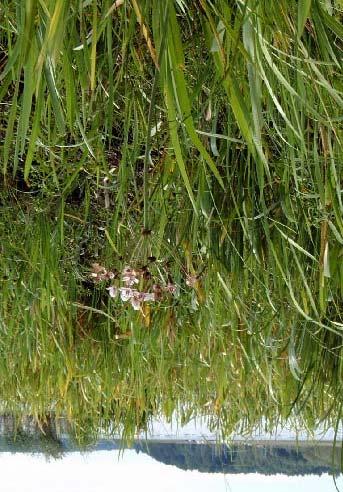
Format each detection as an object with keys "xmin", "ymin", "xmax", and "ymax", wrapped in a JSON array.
[{"xmin": 0, "ymin": 1, "xmax": 342, "ymax": 445}]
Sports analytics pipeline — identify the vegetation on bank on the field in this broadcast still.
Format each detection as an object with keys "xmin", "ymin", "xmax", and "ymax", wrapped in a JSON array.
[
  {"xmin": 0, "ymin": 1, "xmax": 342, "ymax": 443},
  {"xmin": 0, "ymin": 413, "xmax": 342, "ymax": 477}
]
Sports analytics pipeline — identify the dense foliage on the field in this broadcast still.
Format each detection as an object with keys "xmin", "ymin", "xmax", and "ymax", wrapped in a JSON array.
[{"xmin": 0, "ymin": 1, "xmax": 342, "ymax": 442}]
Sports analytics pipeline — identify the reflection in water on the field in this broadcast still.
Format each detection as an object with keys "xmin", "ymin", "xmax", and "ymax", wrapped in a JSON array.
[
  {"xmin": 0, "ymin": 450, "xmax": 342, "ymax": 492},
  {"xmin": 0, "ymin": 425, "xmax": 341, "ymax": 477},
  {"xmin": 134, "ymin": 441, "xmax": 342, "ymax": 477},
  {"xmin": 0, "ymin": 413, "xmax": 341, "ymax": 478}
]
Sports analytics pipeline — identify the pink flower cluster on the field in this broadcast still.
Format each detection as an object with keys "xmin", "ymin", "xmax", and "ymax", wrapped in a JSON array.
[
  {"xmin": 106, "ymin": 286, "xmax": 155, "ymax": 310},
  {"xmin": 90, "ymin": 264, "xmax": 176, "ymax": 311},
  {"xmin": 90, "ymin": 263, "xmax": 116, "ymax": 282}
]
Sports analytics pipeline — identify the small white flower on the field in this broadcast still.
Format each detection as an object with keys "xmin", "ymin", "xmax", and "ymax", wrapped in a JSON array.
[
  {"xmin": 106, "ymin": 286, "xmax": 118, "ymax": 298},
  {"xmin": 120, "ymin": 288, "xmax": 134, "ymax": 302},
  {"xmin": 130, "ymin": 296, "xmax": 141, "ymax": 310},
  {"xmin": 142, "ymin": 292, "xmax": 155, "ymax": 302}
]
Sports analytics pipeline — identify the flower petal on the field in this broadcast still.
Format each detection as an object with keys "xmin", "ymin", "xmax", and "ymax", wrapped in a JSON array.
[
  {"xmin": 107, "ymin": 286, "xmax": 118, "ymax": 298},
  {"xmin": 131, "ymin": 297, "xmax": 141, "ymax": 310},
  {"xmin": 120, "ymin": 288, "xmax": 134, "ymax": 301},
  {"xmin": 142, "ymin": 292, "xmax": 155, "ymax": 302}
]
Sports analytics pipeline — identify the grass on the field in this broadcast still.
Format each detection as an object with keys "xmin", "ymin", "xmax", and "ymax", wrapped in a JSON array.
[{"xmin": 0, "ymin": 0, "xmax": 342, "ymax": 445}]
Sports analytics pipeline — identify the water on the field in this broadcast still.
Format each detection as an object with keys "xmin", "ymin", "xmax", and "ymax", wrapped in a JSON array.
[
  {"xmin": 0, "ymin": 417, "xmax": 342, "ymax": 490},
  {"xmin": 0, "ymin": 449, "xmax": 342, "ymax": 492}
]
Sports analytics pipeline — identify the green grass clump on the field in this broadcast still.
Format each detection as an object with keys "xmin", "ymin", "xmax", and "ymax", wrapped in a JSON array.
[{"xmin": 0, "ymin": 1, "xmax": 342, "ymax": 443}]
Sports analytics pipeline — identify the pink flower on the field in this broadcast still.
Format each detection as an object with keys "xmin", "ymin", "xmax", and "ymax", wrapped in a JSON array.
[
  {"xmin": 90, "ymin": 263, "xmax": 117, "ymax": 282},
  {"xmin": 90, "ymin": 263, "xmax": 108, "ymax": 282},
  {"xmin": 120, "ymin": 288, "xmax": 134, "ymax": 301},
  {"xmin": 186, "ymin": 274, "xmax": 198, "ymax": 287},
  {"xmin": 122, "ymin": 266, "xmax": 139, "ymax": 286},
  {"xmin": 164, "ymin": 283, "xmax": 176, "ymax": 294},
  {"xmin": 128, "ymin": 291, "xmax": 156, "ymax": 310},
  {"xmin": 130, "ymin": 295, "xmax": 141, "ymax": 310},
  {"xmin": 142, "ymin": 292, "xmax": 155, "ymax": 302},
  {"xmin": 107, "ymin": 286, "xmax": 118, "ymax": 298}
]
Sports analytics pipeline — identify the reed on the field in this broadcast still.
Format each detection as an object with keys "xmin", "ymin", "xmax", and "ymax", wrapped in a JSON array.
[{"xmin": 0, "ymin": 0, "xmax": 342, "ymax": 443}]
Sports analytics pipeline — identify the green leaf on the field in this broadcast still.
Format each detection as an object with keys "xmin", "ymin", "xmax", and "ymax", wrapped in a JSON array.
[
  {"xmin": 166, "ymin": 4, "xmax": 224, "ymax": 189},
  {"xmin": 165, "ymin": 79, "xmax": 197, "ymax": 214},
  {"xmin": 298, "ymin": 0, "xmax": 312, "ymax": 39}
]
